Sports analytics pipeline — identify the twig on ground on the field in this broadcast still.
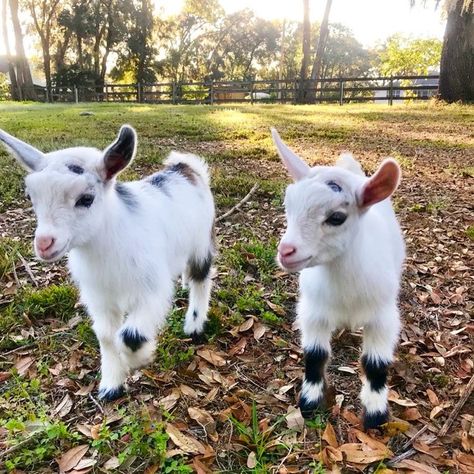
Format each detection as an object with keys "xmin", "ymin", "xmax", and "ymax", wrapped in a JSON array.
[
  {"xmin": 439, "ymin": 373, "xmax": 474, "ymax": 437},
  {"xmin": 11, "ymin": 260, "xmax": 20, "ymax": 288},
  {"xmin": 216, "ymin": 183, "xmax": 258, "ymax": 222},
  {"xmin": 399, "ymin": 424, "xmax": 429, "ymax": 452},
  {"xmin": 17, "ymin": 252, "xmax": 38, "ymax": 286},
  {"xmin": 389, "ymin": 373, "xmax": 474, "ymax": 466},
  {"xmin": 0, "ymin": 432, "xmax": 42, "ymax": 460},
  {"xmin": 89, "ymin": 393, "xmax": 105, "ymax": 415}
]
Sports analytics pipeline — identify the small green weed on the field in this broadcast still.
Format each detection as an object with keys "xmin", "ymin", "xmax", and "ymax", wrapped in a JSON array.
[{"xmin": 466, "ymin": 226, "xmax": 474, "ymax": 241}]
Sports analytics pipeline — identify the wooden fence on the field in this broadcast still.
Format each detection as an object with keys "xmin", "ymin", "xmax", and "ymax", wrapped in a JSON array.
[{"xmin": 9, "ymin": 75, "xmax": 440, "ymax": 105}]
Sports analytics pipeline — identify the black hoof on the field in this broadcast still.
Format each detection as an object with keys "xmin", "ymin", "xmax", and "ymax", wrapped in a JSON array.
[
  {"xmin": 98, "ymin": 385, "xmax": 125, "ymax": 402},
  {"xmin": 190, "ymin": 331, "xmax": 208, "ymax": 345},
  {"xmin": 298, "ymin": 396, "xmax": 325, "ymax": 419},
  {"xmin": 363, "ymin": 410, "xmax": 389, "ymax": 430}
]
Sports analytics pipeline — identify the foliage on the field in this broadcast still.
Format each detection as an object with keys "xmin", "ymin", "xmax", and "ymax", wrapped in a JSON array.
[
  {"xmin": 0, "ymin": 73, "xmax": 11, "ymax": 100},
  {"xmin": 376, "ymin": 34, "xmax": 442, "ymax": 75}
]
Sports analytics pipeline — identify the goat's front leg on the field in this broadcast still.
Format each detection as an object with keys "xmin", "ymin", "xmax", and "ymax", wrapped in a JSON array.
[
  {"xmin": 298, "ymin": 297, "xmax": 333, "ymax": 418},
  {"xmin": 183, "ymin": 252, "xmax": 213, "ymax": 343},
  {"xmin": 91, "ymin": 313, "xmax": 129, "ymax": 401},
  {"xmin": 361, "ymin": 309, "xmax": 400, "ymax": 430},
  {"xmin": 118, "ymin": 287, "xmax": 173, "ymax": 371}
]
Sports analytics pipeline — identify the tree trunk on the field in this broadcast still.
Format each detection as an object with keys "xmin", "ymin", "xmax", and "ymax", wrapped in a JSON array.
[
  {"xmin": 9, "ymin": 0, "xmax": 36, "ymax": 100},
  {"xmin": 2, "ymin": 0, "xmax": 19, "ymax": 99},
  {"xmin": 297, "ymin": 0, "xmax": 311, "ymax": 103},
  {"xmin": 308, "ymin": 0, "xmax": 332, "ymax": 102},
  {"xmin": 439, "ymin": 0, "xmax": 474, "ymax": 102}
]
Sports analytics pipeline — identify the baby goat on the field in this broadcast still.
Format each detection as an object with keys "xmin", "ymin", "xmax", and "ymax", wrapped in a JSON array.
[
  {"xmin": 272, "ymin": 129, "xmax": 405, "ymax": 430},
  {"xmin": 0, "ymin": 126, "xmax": 215, "ymax": 400}
]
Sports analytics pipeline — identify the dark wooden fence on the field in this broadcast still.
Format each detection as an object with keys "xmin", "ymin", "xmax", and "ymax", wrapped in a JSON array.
[{"xmin": 9, "ymin": 75, "xmax": 439, "ymax": 105}]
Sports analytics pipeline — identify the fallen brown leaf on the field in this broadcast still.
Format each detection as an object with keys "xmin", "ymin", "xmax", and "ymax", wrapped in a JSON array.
[{"xmin": 57, "ymin": 445, "xmax": 89, "ymax": 473}]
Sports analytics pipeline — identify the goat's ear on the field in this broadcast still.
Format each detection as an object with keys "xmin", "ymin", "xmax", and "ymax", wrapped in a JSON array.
[
  {"xmin": 101, "ymin": 125, "xmax": 137, "ymax": 180},
  {"xmin": 0, "ymin": 129, "xmax": 45, "ymax": 172},
  {"xmin": 357, "ymin": 159, "xmax": 400, "ymax": 208},
  {"xmin": 271, "ymin": 128, "xmax": 310, "ymax": 181}
]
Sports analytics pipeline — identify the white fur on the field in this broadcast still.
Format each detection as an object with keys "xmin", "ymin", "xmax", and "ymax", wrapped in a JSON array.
[
  {"xmin": 272, "ymin": 129, "xmax": 405, "ymax": 424},
  {"xmin": 0, "ymin": 126, "xmax": 215, "ymax": 398}
]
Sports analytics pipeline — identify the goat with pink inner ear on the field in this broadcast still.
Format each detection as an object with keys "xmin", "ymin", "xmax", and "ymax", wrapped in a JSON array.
[{"xmin": 272, "ymin": 128, "xmax": 405, "ymax": 430}]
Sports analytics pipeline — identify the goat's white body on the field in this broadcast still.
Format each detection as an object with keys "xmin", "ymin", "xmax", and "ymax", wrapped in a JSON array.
[
  {"xmin": 69, "ymin": 162, "xmax": 214, "ymax": 325},
  {"xmin": 299, "ymin": 197, "xmax": 404, "ymax": 331}
]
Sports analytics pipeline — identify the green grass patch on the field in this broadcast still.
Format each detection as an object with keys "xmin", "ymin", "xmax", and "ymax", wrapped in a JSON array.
[
  {"xmin": 12, "ymin": 284, "xmax": 78, "ymax": 322},
  {"xmin": 0, "ymin": 237, "xmax": 31, "ymax": 280}
]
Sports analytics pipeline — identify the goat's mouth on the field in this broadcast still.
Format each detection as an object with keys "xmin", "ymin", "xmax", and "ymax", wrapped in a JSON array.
[
  {"xmin": 37, "ymin": 243, "xmax": 69, "ymax": 262},
  {"xmin": 278, "ymin": 255, "xmax": 313, "ymax": 272}
]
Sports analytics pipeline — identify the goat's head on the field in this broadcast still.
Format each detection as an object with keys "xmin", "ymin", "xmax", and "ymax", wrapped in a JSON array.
[
  {"xmin": 0, "ymin": 125, "xmax": 137, "ymax": 261},
  {"xmin": 272, "ymin": 128, "xmax": 400, "ymax": 272}
]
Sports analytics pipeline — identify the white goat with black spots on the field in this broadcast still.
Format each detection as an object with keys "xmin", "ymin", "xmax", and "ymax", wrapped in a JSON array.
[
  {"xmin": 272, "ymin": 129, "xmax": 405, "ymax": 430},
  {"xmin": 0, "ymin": 126, "xmax": 215, "ymax": 401}
]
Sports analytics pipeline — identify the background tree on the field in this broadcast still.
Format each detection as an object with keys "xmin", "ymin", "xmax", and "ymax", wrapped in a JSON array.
[
  {"xmin": 27, "ymin": 0, "xmax": 62, "ymax": 93},
  {"xmin": 376, "ymin": 35, "xmax": 442, "ymax": 75},
  {"xmin": 438, "ymin": 0, "xmax": 473, "ymax": 101},
  {"xmin": 308, "ymin": 0, "xmax": 332, "ymax": 101},
  {"xmin": 2, "ymin": 0, "xmax": 19, "ymax": 99},
  {"xmin": 297, "ymin": 0, "xmax": 311, "ymax": 102}
]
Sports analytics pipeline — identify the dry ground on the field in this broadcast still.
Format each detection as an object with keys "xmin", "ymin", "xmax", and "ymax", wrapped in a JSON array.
[{"xmin": 0, "ymin": 102, "xmax": 473, "ymax": 473}]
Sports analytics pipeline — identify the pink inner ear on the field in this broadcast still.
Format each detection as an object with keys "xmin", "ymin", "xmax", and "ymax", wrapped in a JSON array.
[{"xmin": 361, "ymin": 160, "xmax": 400, "ymax": 207}]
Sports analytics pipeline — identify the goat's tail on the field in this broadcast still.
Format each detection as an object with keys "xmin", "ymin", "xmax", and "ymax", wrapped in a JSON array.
[
  {"xmin": 335, "ymin": 152, "xmax": 365, "ymax": 177},
  {"xmin": 164, "ymin": 151, "xmax": 210, "ymax": 186}
]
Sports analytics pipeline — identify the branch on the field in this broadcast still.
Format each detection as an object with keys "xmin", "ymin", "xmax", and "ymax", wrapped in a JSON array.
[
  {"xmin": 388, "ymin": 373, "xmax": 474, "ymax": 467},
  {"xmin": 216, "ymin": 183, "xmax": 258, "ymax": 223}
]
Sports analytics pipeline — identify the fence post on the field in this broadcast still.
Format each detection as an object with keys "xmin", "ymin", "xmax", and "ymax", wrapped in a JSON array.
[
  {"xmin": 339, "ymin": 79, "xmax": 344, "ymax": 106},
  {"xmin": 172, "ymin": 82, "xmax": 177, "ymax": 104},
  {"xmin": 389, "ymin": 77, "xmax": 394, "ymax": 106},
  {"xmin": 210, "ymin": 81, "xmax": 214, "ymax": 105},
  {"xmin": 74, "ymin": 86, "xmax": 78, "ymax": 104},
  {"xmin": 105, "ymin": 84, "xmax": 108, "ymax": 102},
  {"xmin": 250, "ymin": 82, "xmax": 254, "ymax": 105},
  {"xmin": 136, "ymin": 83, "xmax": 141, "ymax": 103}
]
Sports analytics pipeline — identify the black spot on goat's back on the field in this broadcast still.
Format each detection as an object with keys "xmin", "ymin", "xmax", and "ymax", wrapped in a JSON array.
[
  {"xmin": 168, "ymin": 162, "xmax": 197, "ymax": 184},
  {"xmin": 115, "ymin": 182, "xmax": 138, "ymax": 210}
]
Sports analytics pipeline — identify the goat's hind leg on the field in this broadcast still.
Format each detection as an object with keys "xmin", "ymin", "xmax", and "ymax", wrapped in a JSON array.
[
  {"xmin": 183, "ymin": 251, "xmax": 213, "ymax": 344},
  {"xmin": 361, "ymin": 309, "xmax": 400, "ymax": 430},
  {"xmin": 298, "ymin": 300, "xmax": 333, "ymax": 418}
]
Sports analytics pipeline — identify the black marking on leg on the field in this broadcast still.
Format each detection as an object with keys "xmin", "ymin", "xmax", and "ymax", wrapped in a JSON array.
[
  {"xmin": 121, "ymin": 328, "xmax": 148, "ymax": 352},
  {"xmin": 193, "ymin": 310, "xmax": 198, "ymax": 320},
  {"xmin": 115, "ymin": 182, "xmax": 138, "ymax": 210},
  {"xmin": 188, "ymin": 253, "xmax": 212, "ymax": 282},
  {"xmin": 305, "ymin": 347, "xmax": 329, "ymax": 384},
  {"xmin": 361, "ymin": 355, "xmax": 390, "ymax": 392},
  {"xmin": 98, "ymin": 385, "xmax": 125, "ymax": 401},
  {"xmin": 298, "ymin": 394, "xmax": 326, "ymax": 419},
  {"xmin": 363, "ymin": 409, "xmax": 389, "ymax": 430}
]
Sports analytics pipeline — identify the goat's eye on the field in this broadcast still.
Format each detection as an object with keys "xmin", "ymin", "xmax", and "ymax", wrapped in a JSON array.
[
  {"xmin": 325, "ymin": 212, "xmax": 347, "ymax": 226},
  {"xmin": 75, "ymin": 194, "xmax": 95, "ymax": 208},
  {"xmin": 327, "ymin": 181, "xmax": 342, "ymax": 192}
]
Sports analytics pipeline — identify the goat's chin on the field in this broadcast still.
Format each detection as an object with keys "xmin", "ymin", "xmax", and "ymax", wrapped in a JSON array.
[
  {"xmin": 36, "ymin": 244, "xmax": 69, "ymax": 263},
  {"xmin": 278, "ymin": 256, "xmax": 313, "ymax": 273}
]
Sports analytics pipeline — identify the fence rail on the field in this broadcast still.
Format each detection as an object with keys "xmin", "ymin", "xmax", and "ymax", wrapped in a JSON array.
[{"xmin": 7, "ymin": 75, "xmax": 440, "ymax": 105}]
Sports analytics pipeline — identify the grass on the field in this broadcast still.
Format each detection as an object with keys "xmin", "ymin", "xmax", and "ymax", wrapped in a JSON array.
[{"xmin": 0, "ymin": 101, "xmax": 472, "ymax": 473}]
